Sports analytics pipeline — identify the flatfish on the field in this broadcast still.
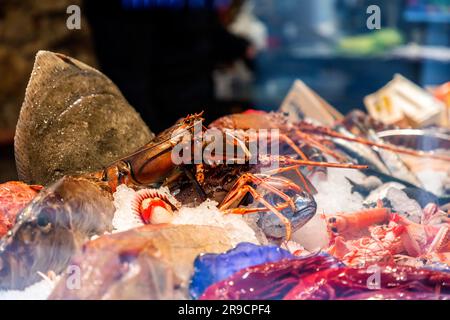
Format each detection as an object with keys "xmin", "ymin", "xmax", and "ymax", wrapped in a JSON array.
[{"xmin": 15, "ymin": 51, "xmax": 154, "ymax": 186}]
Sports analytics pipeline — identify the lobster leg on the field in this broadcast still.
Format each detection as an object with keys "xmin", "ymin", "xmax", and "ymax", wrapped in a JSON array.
[
  {"xmin": 220, "ymin": 183, "xmax": 293, "ymax": 240},
  {"xmin": 278, "ymin": 133, "xmax": 309, "ymax": 161},
  {"xmin": 269, "ymin": 135, "xmax": 320, "ymax": 192},
  {"xmin": 293, "ymin": 130, "xmax": 348, "ymax": 162},
  {"xmin": 224, "ymin": 202, "xmax": 291, "ymax": 214},
  {"xmin": 219, "ymin": 172, "xmax": 308, "ymax": 239},
  {"xmin": 262, "ymin": 165, "xmax": 314, "ymax": 194},
  {"xmin": 259, "ymin": 154, "xmax": 368, "ymax": 170},
  {"xmin": 308, "ymin": 127, "xmax": 450, "ymax": 162},
  {"xmin": 227, "ymin": 131, "xmax": 311, "ymax": 164},
  {"xmin": 220, "ymin": 173, "xmax": 297, "ymax": 211}
]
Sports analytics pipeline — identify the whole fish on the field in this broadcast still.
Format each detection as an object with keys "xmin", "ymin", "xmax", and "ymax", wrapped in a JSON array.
[
  {"xmin": 49, "ymin": 224, "xmax": 232, "ymax": 299},
  {"xmin": 0, "ymin": 176, "xmax": 115, "ymax": 290}
]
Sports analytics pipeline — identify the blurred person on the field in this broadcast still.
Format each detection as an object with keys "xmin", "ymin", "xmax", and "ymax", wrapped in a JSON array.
[{"xmin": 84, "ymin": 0, "xmax": 255, "ymax": 133}]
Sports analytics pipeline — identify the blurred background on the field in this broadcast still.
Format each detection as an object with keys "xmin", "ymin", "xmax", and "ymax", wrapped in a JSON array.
[{"xmin": 0, "ymin": 0, "xmax": 449, "ymax": 181}]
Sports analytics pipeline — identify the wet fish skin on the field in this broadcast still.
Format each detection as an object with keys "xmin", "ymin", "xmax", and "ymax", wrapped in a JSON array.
[
  {"xmin": 48, "ymin": 224, "xmax": 233, "ymax": 299},
  {"xmin": 367, "ymin": 130, "xmax": 422, "ymax": 187},
  {"xmin": 257, "ymin": 190, "xmax": 317, "ymax": 239},
  {"xmin": 51, "ymin": 245, "xmax": 181, "ymax": 300},
  {"xmin": 14, "ymin": 51, "xmax": 154, "ymax": 186},
  {"xmin": 331, "ymin": 126, "xmax": 390, "ymax": 175},
  {"xmin": 0, "ymin": 176, "xmax": 115, "ymax": 290}
]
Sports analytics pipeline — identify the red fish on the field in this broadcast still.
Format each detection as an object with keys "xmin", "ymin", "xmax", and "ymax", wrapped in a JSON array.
[{"xmin": 0, "ymin": 181, "xmax": 42, "ymax": 237}]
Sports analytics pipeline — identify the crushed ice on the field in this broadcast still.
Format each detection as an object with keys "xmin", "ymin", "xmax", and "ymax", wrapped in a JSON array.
[
  {"xmin": 112, "ymin": 184, "xmax": 144, "ymax": 232},
  {"xmin": 416, "ymin": 169, "xmax": 448, "ymax": 196},
  {"xmin": 0, "ymin": 278, "xmax": 57, "ymax": 300},
  {"xmin": 112, "ymin": 185, "xmax": 259, "ymax": 246}
]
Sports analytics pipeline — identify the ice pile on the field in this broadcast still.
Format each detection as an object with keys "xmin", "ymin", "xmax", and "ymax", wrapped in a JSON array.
[
  {"xmin": 112, "ymin": 185, "xmax": 259, "ymax": 246},
  {"xmin": 293, "ymin": 168, "xmax": 366, "ymax": 251},
  {"xmin": 0, "ymin": 279, "xmax": 56, "ymax": 300},
  {"xmin": 173, "ymin": 200, "xmax": 260, "ymax": 246},
  {"xmin": 311, "ymin": 168, "xmax": 366, "ymax": 213},
  {"xmin": 416, "ymin": 169, "xmax": 448, "ymax": 196}
]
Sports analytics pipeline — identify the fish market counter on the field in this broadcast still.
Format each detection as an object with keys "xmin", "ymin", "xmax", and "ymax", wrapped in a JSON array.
[{"xmin": 0, "ymin": 51, "xmax": 449, "ymax": 300}]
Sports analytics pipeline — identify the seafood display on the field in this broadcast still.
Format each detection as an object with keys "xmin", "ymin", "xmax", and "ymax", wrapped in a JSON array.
[{"xmin": 0, "ymin": 51, "xmax": 449, "ymax": 300}]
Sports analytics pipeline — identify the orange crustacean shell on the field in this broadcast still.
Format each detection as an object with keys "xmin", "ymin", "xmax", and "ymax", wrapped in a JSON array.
[{"xmin": 0, "ymin": 181, "xmax": 42, "ymax": 237}]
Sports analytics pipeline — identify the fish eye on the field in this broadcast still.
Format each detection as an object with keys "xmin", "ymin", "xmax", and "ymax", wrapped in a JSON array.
[{"xmin": 36, "ymin": 213, "xmax": 52, "ymax": 232}]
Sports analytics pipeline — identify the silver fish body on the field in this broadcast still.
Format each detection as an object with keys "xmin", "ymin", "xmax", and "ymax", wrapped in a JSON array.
[
  {"xmin": 367, "ymin": 130, "xmax": 422, "ymax": 187},
  {"xmin": 0, "ymin": 176, "xmax": 115, "ymax": 290}
]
